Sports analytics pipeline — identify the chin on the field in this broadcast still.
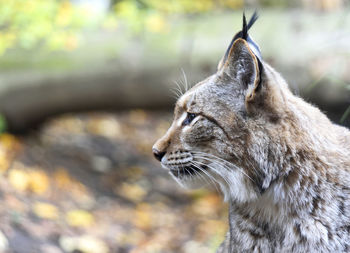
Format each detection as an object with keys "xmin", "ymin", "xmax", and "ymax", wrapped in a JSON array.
[
  {"xmin": 168, "ymin": 165, "xmax": 212, "ymax": 190},
  {"xmin": 170, "ymin": 172, "xmax": 206, "ymax": 189}
]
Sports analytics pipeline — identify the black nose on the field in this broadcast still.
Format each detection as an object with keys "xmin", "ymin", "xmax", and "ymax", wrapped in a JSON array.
[{"xmin": 152, "ymin": 148, "xmax": 165, "ymax": 161}]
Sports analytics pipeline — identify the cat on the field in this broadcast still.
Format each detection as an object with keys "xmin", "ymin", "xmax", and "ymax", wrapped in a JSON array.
[{"xmin": 152, "ymin": 12, "xmax": 350, "ymax": 252}]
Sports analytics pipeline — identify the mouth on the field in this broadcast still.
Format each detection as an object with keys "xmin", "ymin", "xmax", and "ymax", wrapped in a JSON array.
[{"xmin": 170, "ymin": 164, "xmax": 207, "ymax": 178}]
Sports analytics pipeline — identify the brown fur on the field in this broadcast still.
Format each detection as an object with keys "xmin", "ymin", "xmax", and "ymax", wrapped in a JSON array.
[{"xmin": 153, "ymin": 37, "xmax": 350, "ymax": 252}]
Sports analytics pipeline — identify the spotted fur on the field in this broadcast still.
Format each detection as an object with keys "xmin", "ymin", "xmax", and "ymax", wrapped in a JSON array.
[{"xmin": 153, "ymin": 14, "xmax": 350, "ymax": 252}]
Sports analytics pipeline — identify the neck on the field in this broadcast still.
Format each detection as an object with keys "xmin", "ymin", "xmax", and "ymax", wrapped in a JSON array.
[{"xmin": 229, "ymin": 147, "xmax": 350, "ymax": 230}]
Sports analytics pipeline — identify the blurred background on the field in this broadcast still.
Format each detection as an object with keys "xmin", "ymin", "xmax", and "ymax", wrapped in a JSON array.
[{"xmin": 0, "ymin": 0, "xmax": 349, "ymax": 252}]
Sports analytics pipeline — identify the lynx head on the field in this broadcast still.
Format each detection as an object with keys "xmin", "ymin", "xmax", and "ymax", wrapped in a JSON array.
[{"xmin": 153, "ymin": 13, "xmax": 291, "ymax": 202}]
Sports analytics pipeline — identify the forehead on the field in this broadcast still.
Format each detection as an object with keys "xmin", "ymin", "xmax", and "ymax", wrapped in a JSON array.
[
  {"xmin": 174, "ymin": 73, "xmax": 245, "ymax": 118},
  {"xmin": 174, "ymin": 92, "xmax": 192, "ymax": 117},
  {"xmin": 177, "ymin": 90, "xmax": 194, "ymax": 109},
  {"xmin": 175, "ymin": 75, "xmax": 216, "ymax": 110}
]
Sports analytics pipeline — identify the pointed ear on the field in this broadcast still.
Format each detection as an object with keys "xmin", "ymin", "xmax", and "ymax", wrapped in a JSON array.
[{"xmin": 219, "ymin": 38, "xmax": 263, "ymax": 104}]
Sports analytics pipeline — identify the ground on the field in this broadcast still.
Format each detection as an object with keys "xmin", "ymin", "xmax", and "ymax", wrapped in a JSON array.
[{"xmin": 0, "ymin": 110, "xmax": 227, "ymax": 253}]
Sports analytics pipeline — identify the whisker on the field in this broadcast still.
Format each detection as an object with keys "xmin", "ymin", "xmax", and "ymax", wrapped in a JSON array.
[
  {"xmin": 172, "ymin": 80, "xmax": 184, "ymax": 97},
  {"xmin": 191, "ymin": 161, "xmax": 220, "ymax": 193},
  {"xmin": 185, "ymin": 167, "xmax": 193, "ymax": 181},
  {"xmin": 181, "ymin": 68, "xmax": 189, "ymax": 92},
  {"xmin": 171, "ymin": 82, "xmax": 184, "ymax": 98},
  {"xmin": 192, "ymin": 153, "xmax": 254, "ymax": 183},
  {"xmin": 180, "ymin": 162, "xmax": 186, "ymax": 181},
  {"xmin": 194, "ymin": 159, "xmax": 233, "ymax": 187},
  {"xmin": 191, "ymin": 151, "xmax": 242, "ymax": 167},
  {"xmin": 191, "ymin": 151, "xmax": 258, "ymax": 179},
  {"xmin": 195, "ymin": 155, "xmax": 253, "ymax": 182},
  {"xmin": 170, "ymin": 87, "xmax": 182, "ymax": 99},
  {"xmin": 189, "ymin": 162, "xmax": 211, "ymax": 187}
]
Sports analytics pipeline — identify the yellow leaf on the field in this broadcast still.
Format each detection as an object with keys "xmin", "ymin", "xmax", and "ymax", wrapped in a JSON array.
[
  {"xmin": 54, "ymin": 168, "xmax": 71, "ymax": 188},
  {"xmin": 219, "ymin": 0, "xmax": 243, "ymax": 9},
  {"xmin": 0, "ymin": 133, "xmax": 19, "ymax": 150},
  {"xmin": 33, "ymin": 202, "xmax": 59, "ymax": 220},
  {"xmin": 66, "ymin": 210, "xmax": 94, "ymax": 228},
  {"xmin": 0, "ymin": 133, "xmax": 21, "ymax": 154},
  {"xmin": 191, "ymin": 193, "xmax": 223, "ymax": 217},
  {"xmin": 116, "ymin": 183, "xmax": 146, "ymax": 202},
  {"xmin": 28, "ymin": 170, "xmax": 50, "ymax": 195},
  {"xmin": 8, "ymin": 167, "xmax": 29, "ymax": 192},
  {"xmin": 86, "ymin": 117, "xmax": 122, "ymax": 138},
  {"xmin": 134, "ymin": 203, "xmax": 152, "ymax": 229},
  {"xmin": 56, "ymin": 0, "xmax": 73, "ymax": 27},
  {"xmin": 196, "ymin": 219, "xmax": 227, "ymax": 241},
  {"xmin": 0, "ymin": 150, "xmax": 10, "ymax": 174},
  {"xmin": 145, "ymin": 13, "xmax": 166, "ymax": 33},
  {"xmin": 60, "ymin": 235, "xmax": 109, "ymax": 253},
  {"xmin": 116, "ymin": 229, "xmax": 145, "ymax": 245}
]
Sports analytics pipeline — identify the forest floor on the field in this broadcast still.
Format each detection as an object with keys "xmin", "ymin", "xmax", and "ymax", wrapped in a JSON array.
[{"xmin": 0, "ymin": 110, "xmax": 227, "ymax": 253}]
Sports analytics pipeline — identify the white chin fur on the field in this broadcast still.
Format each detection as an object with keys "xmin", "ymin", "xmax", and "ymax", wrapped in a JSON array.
[
  {"xmin": 211, "ymin": 167, "xmax": 258, "ymax": 202},
  {"xmin": 169, "ymin": 164, "xmax": 258, "ymax": 203},
  {"xmin": 169, "ymin": 171, "xmax": 209, "ymax": 189}
]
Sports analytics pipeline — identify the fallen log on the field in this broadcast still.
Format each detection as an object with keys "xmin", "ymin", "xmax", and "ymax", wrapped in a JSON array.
[{"xmin": 0, "ymin": 10, "xmax": 349, "ymax": 132}]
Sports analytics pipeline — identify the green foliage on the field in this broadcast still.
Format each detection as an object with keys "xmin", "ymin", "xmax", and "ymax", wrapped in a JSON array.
[
  {"xmin": 259, "ymin": 0, "xmax": 293, "ymax": 7},
  {"xmin": 0, "ymin": 0, "xmax": 346, "ymax": 56},
  {"xmin": 0, "ymin": 0, "xmax": 91, "ymax": 55},
  {"xmin": 0, "ymin": 0, "xmax": 249, "ymax": 55},
  {"xmin": 113, "ymin": 0, "xmax": 244, "ymax": 34},
  {"xmin": 0, "ymin": 114, "xmax": 7, "ymax": 133}
]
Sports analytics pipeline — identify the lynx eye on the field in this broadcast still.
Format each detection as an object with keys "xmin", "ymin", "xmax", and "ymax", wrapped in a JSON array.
[{"xmin": 182, "ymin": 113, "xmax": 197, "ymax": 126}]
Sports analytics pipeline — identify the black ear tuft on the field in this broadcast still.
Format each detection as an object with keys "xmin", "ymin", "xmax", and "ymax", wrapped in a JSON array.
[
  {"xmin": 242, "ymin": 12, "xmax": 248, "ymax": 40},
  {"xmin": 246, "ymin": 11, "xmax": 259, "ymax": 34},
  {"xmin": 241, "ymin": 11, "xmax": 258, "ymax": 40},
  {"xmin": 222, "ymin": 11, "xmax": 261, "ymax": 64}
]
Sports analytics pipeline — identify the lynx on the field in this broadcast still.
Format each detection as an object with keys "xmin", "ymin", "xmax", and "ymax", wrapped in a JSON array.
[{"xmin": 152, "ymin": 12, "xmax": 350, "ymax": 252}]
